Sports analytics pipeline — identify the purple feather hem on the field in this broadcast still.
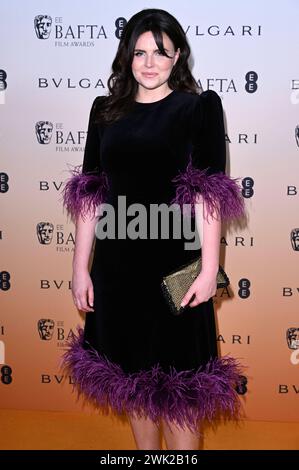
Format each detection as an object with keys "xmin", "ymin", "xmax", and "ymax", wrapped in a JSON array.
[
  {"xmin": 170, "ymin": 155, "xmax": 246, "ymax": 221},
  {"xmin": 60, "ymin": 328, "xmax": 245, "ymax": 434},
  {"xmin": 60, "ymin": 164, "xmax": 109, "ymax": 221}
]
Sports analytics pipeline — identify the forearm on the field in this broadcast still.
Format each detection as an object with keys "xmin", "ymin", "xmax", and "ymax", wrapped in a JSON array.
[
  {"xmin": 72, "ymin": 212, "xmax": 98, "ymax": 271},
  {"xmin": 195, "ymin": 197, "xmax": 221, "ymax": 276}
]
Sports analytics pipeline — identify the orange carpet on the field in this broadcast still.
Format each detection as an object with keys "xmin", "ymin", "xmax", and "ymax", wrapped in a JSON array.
[{"xmin": 0, "ymin": 409, "xmax": 298, "ymax": 450}]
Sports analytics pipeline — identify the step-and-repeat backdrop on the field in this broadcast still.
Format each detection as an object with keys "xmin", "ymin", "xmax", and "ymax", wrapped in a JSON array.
[{"xmin": 1, "ymin": 1, "xmax": 298, "ymax": 423}]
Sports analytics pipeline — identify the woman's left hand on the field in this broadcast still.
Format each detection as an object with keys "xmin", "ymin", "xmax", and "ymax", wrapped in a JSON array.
[{"xmin": 180, "ymin": 270, "xmax": 217, "ymax": 308}]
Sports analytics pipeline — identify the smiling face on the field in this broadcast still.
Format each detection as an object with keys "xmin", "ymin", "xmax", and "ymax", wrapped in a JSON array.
[{"xmin": 131, "ymin": 31, "xmax": 180, "ymax": 97}]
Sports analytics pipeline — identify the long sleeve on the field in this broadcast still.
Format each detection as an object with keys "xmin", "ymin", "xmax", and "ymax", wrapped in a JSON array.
[
  {"xmin": 61, "ymin": 96, "xmax": 109, "ymax": 221},
  {"xmin": 171, "ymin": 90, "xmax": 245, "ymax": 221}
]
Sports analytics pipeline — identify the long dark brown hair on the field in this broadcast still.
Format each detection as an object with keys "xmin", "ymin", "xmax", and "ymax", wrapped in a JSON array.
[{"xmin": 96, "ymin": 8, "xmax": 201, "ymax": 125}]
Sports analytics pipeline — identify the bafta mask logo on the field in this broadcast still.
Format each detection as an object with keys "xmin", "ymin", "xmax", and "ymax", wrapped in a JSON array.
[
  {"xmin": 290, "ymin": 228, "xmax": 299, "ymax": 251},
  {"xmin": 295, "ymin": 126, "xmax": 299, "ymax": 147},
  {"xmin": 286, "ymin": 328, "xmax": 299, "ymax": 350},
  {"xmin": 34, "ymin": 15, "xmax": 52, "ymax": 39},
  {"xmin": 37, "ymin": 222, "xmax": 54, "ymax": 245},
  {"xmin": 38, "ymin": 319, "xmax": 55, "ymax": 340},
  {"xmin": 35, "ymin": 121, "xmax": 53, "ymax": 144}
]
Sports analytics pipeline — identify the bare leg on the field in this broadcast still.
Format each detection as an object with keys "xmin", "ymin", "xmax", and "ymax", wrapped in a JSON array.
[
  {"xmin": 161, "ymin": 419, "xmax": 201, "ymax": 450},
  {"xmin": 127, "ymin": 412, "xmax": 162, "ymax": 450}
]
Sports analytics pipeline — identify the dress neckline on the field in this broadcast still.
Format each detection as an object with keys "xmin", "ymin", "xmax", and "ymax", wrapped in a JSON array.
[{"xmin": 134, "ymin": 89, "xmax": 177, "ymax": 106}]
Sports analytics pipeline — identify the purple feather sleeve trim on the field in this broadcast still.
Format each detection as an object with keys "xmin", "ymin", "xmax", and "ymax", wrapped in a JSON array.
[
  {"xmin": 60, "ymin": 328, "xmax": 245, "ymax": 434},
  {"xmin": 170, "ymin": 155, "xmax": 246, "ymax": 221},
  {"xmin": 61, "ymin": 164, "xmax": 109, "ymax": 221}
]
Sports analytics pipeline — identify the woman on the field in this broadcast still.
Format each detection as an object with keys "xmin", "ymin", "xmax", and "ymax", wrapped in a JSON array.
[{"xmin": 61, "ymin": 8, "xmax": 246, "ymax": 450}]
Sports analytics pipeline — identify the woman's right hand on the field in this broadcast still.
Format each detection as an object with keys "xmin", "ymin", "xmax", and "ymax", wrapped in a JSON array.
[{"xmin": 71, "ymin": 268, "xmax": 95, "ymax": 313}]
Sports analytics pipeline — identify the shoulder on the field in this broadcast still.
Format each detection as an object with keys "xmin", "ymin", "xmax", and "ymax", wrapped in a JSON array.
[
  {"xmin": 176, "ymin": 90, "xmax": 223, "ymax": 116},
  {"xmin": 88, "ymin": 95, "xmax": 108, "ymax": 124},
  {"xmin": 198, "ymin": 89, "xmax": 222, "ymax": 102},
  {"xmin": 176, "ymin": 89, "xmax": 221, "ymax": 103},
  {"xmin": 192, "ymin": 90, "xmax": 224, "ymax": 123},
  {"xmin": 90, "ymin": 95, "xmax": 108, "ymax": 112},
  {"xmin": 194, "ymin": 90, "xmax": 223, "ymax": 113}
]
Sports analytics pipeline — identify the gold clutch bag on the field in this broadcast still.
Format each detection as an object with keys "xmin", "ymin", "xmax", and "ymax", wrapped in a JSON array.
[{"xmin": 161, "ymin": 256, "xmax": 230, "ymax": 316}]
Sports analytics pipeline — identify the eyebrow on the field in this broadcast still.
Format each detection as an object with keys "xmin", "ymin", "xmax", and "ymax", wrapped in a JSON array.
[{"xmin": 134, "ymin": 48, "xmax": 170, "ymax": 52}]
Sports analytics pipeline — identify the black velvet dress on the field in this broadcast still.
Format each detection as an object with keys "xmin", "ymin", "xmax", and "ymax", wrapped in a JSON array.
[{"xmin": 61, "ymin": 89, "xmax": 245, "ymax": 433}]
